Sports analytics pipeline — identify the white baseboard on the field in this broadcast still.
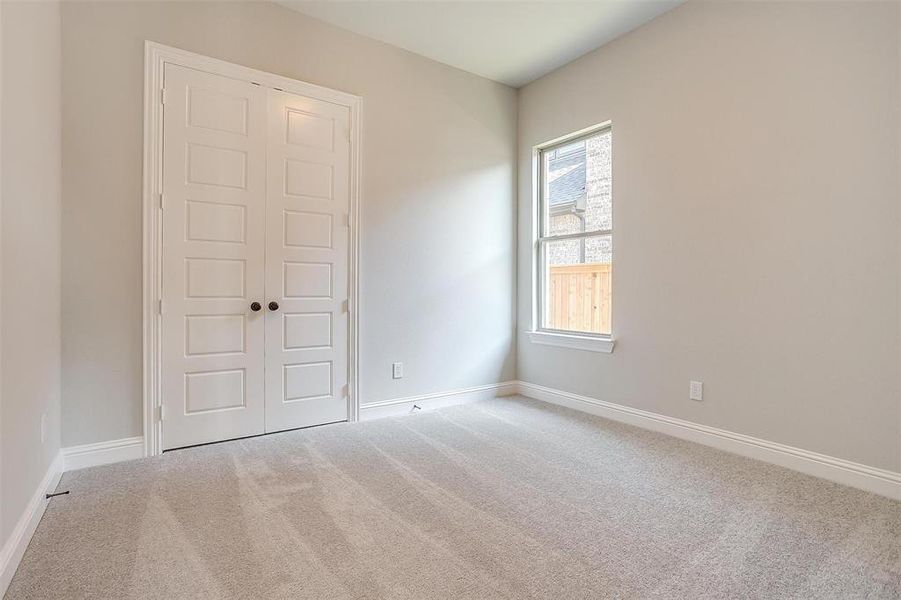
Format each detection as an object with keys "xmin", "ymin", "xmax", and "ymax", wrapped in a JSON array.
[
  {"xmin": 360, "ymin": 381, "xmax": 518, "ymax": 421},
  {"xmin": 516, "ymin": 381, "xmax": 901, "ymax": 501},
  {"xmin": 62, "ymin": 436, "xmax": 144, "ymax": 472},
  {"xmin": 0, "ymin": 452, "xmax": 64, "ymax": 597}
]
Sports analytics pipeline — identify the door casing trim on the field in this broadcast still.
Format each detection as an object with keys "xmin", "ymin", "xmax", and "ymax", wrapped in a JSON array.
[{"xmin": 142, "ymin": 41, "xmax": 363, "ymax": 457}]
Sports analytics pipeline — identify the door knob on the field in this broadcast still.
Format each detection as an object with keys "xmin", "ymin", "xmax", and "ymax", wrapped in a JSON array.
[
  {"xmin": 250, "ymin": 302, "xmax": 262, "ymax": 312},
  {"xmin": 268, "ymin": 301, "xmax": 280, "ymax": 311}
]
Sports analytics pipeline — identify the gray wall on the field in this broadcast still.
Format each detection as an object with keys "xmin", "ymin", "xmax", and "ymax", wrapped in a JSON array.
[
  {"xmin": 60, "ymin": 1, "xmax": 517, "ymax": 446},
  {"xmin": 518, "ymin": 1, "xmax": 900, "ymax": 471},
  {"xmin": 1, "ymin": 1, "xmax": 62, "ymax": 543}
]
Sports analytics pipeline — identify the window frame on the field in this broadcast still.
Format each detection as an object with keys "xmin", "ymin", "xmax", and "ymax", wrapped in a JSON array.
[{"xmin": 532, "ymin": 123, "xmax": 614, "ymax": 350}]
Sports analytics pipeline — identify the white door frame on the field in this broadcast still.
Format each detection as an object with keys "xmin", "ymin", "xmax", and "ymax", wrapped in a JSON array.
[{"xmin": 142, "ymin": 41, "xmax": 362, "ymax": 457}]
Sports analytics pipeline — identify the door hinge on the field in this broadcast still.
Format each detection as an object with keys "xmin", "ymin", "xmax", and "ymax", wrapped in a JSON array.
[
  {"xmin": 158, "ymin": 405, "xmax": 165, "ymax": 421},
  {"xmin": 159, "ymin": 193, "xmax": 165, "ymax": 210},
  {"xmin": 160, "ymin": 88, "xmax": 168, "ymax": 105},
  {"xmin": 342, "ymin": 299, "xmax": 349, "ymax": 313},
  {"xmin": 158, "ymin": 299, "xmax": 164, "ymax": 315},
  {"xmin": 342, "ymin": 384, "xmax": 349, "ymax": 398}
]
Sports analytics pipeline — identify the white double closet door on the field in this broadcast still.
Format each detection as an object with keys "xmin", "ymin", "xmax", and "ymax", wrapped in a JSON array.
[{"xmin": 160, "ymin": 64, "xmax": 350, "ymax": 450}]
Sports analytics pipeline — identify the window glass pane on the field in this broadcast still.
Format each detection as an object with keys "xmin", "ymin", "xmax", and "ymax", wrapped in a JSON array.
[
  {"xmin": 542, "ymin": 235, "xmax": 612, "ymax": 335},
  {"xmin": 543, "ymin": 129, "xmax": 611, "ymax": 236}
]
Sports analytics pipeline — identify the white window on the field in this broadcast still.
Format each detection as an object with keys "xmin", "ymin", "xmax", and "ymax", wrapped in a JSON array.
[{"xmin": 532, "ymin": 125, "xmax": 613, "ymax": 352}]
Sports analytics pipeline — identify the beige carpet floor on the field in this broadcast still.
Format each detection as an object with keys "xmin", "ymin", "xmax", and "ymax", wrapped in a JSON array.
[{"xmin": 6, "ymin": 396, "xmax": 900, "ymax": 599}]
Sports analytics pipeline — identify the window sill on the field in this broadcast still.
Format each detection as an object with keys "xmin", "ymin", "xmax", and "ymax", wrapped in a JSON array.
[{"xmin": 527, "ymin": 331, "xmax": 615, "ymax": 353}]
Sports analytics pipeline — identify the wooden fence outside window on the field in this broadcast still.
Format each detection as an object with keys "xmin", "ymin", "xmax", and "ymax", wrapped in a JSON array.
[{"xmin": 546, "ymin": 263, "xmax": 612, "ymax": 334}]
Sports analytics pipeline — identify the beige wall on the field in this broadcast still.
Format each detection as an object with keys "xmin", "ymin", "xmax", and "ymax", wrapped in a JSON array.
[
  {"xmin": 518, "ymin": 1, "xmax": 901, "ymax": 471},
  {"xmin": 1, "ymin": 0, "xmax": 62, "ymax": 543},
  {"xmin": 60, "ymin": 1, "xmax": 517, "ymax": 446}
]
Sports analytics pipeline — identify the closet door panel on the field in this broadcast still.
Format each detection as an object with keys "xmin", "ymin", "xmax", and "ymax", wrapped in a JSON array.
[
  {"xmin": 160, "ymin": 64, "xmax": 267, "ymax": 450},
  {"xmin": 264, "ymin": 89, "xmax": 350, "ymax": 432}
]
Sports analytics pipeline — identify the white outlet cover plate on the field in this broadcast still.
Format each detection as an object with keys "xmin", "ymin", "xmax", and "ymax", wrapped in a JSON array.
[{"xmin": 689, "ymin": 381, "xmax": 703, "ymax": 401}]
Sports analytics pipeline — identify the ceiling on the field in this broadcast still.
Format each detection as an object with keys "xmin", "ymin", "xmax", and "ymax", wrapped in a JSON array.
[{"xmin": 276, "ymin": 1, "xmax": 684, "ymax": 88}]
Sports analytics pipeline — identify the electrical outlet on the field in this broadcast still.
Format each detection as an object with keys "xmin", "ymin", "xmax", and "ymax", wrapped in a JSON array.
[
  {"xmin": 689, "ymin": 381, "xmax": 703, "ymax": 402},
  {"xmin": 41, "ymin": 414, "xmax": 46, "ymax": 444},
  {"xmin": 392, "ymin": 362, "xmax": 403, "ymax": 379}
]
